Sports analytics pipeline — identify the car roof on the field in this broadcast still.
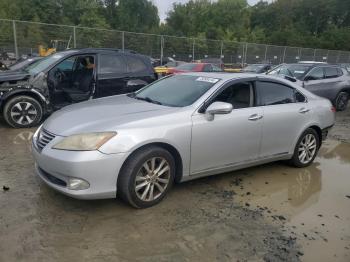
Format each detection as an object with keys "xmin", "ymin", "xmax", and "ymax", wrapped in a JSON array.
[
  {"xmin": 56, "ymin": 48, "xmax": 141, "ymax": 56},
  {"xmin": 283, "ymin": 63, "xmax": 340, "ymax": 68},
  {"xmin": 181, "ymin": 72, "xmax": 304, "ymax": 84},
  {"xmin": 182, "ymin": 72, "xmax": 262, "ymax": 80}
]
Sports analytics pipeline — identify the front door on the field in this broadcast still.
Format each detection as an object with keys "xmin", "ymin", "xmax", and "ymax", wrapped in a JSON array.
[{"xmin": 190, "ymin": 81, "xmax": 263, "ymax": 174}]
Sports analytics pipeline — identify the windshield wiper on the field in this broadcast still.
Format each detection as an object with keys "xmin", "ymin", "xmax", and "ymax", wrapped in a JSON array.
[{"xmin": 134, "ymin": 96, "xmax": 162, "ymax": 105}]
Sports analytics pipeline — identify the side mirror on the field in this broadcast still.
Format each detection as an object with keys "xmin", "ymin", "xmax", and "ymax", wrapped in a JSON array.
[{"xmin": 206, "ymin": 102, "xmax": 233, "ymax": 115}]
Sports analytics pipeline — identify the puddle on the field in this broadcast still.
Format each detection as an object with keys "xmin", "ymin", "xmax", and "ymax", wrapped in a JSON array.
[{"xmin": 219, "ymin": 139, "xmax": 350, "ymax": 262}]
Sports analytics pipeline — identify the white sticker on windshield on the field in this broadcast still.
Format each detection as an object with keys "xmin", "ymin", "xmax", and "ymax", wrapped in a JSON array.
[
  {"xmin": 52, "ymin": 55, "xmax": 63, "ymax": 59},
  {"xmin": 294, "ymin": 71, "xmax": 305, "ymax": 74},
  {"xmin": 195, "ymin": 77, "xmax": 219, "ymax": 83}
]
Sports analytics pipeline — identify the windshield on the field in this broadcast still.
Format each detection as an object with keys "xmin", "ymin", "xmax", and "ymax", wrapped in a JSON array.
[
  {"xmin": 267, "ymin": 64, "xmax": 311, "ymax": 80},
  {"xmin": 133, "ymin": 75, "xmax": 220, "ymax": 107},
  {"xmin": 24, "ymin": 53, "xmax": 67, "ymax": 74},
  {"xmin": 243, "ymin": 64, "xmax": 264, "ymax": 72},
  {"xmin": 175, "ymin": 63, "xmax": 198, "ymax": 71}
]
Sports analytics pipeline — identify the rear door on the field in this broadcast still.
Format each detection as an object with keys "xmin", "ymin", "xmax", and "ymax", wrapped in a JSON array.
[
  {"xmin": 96, "ymin": 54, "xmax": 128, "ymax": 98},
  {"xmin": 256, "ymin": 80, "xmax": 310, "ymax": 158},
  {"xmin": 124, "ymin": 54, "xmax": 156, "ymax": 92}
]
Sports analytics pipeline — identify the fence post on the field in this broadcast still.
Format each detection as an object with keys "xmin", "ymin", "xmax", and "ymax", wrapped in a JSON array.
[
  {"xmin": 220, "ymin": 41, "xmax": 223, "ymax": 58},
  {"xmin": 313, "ymin": 49, "xmax": 316, "ymax": 61},
  {"xmin": 243, "ymin": 43, "xmax": 248, "ymax": 65},
  {"xmin": 72, "ymin": 26, "xmax": 77, "ymax": 48},
  {"xmin": 12, "ymin": 20, "xmax": 18, "ymax": 59},
  {"xmin": 122, "ymin": 31, "xmax": 125, "ymax": 51},
  {"xmin": 282, "ymin": 46, "xmax": 287, "ymax": 63},
  {"xmin": 336, "ymin": 51, "xmax": 341, "ymax": 63},
  {"xmin": 264, "ymin": 45, "xmax": 268, "ymax": 61},
  {"xmin": 192, "ymin": 38, "xmax": 195, "ymax": 61},
  {"xmin": 160, "ymin": 35, "xmax": 164, "ymax": 65}
]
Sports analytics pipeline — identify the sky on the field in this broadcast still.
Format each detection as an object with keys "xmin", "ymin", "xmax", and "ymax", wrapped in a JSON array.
[{"xmin": 153, "ymin": 0, "xmax": 267, "ymax": 22}]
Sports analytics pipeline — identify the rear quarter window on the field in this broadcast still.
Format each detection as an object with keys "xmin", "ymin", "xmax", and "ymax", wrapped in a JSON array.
[
  {"xmin": 324, "ymin": 67, "xmax": 339, "ymax": 79},
  {"xmin": 256, "ymin": 81, "xmax": 296, "ymax": 106}
]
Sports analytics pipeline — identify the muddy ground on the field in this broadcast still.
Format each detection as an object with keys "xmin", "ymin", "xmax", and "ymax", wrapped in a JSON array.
[{"xmin": 0, "ymin": 108, "xmax": 349, "ymax": 262}]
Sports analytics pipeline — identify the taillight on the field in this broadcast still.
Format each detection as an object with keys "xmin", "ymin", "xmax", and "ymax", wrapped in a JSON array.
[{"xmin": 331, "ymin": 106, "xmax": 336, "ymax": 113}]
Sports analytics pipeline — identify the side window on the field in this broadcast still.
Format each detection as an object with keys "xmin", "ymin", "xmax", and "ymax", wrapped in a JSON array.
[
  {"xmin": 214, "ymin": 82, "xmax": 252, "ymax": 109},
  {"xmin": 306, "ymin": 67, "xmax": 324, "ymax": 80},
  {"xmin": 325, "ymin": 67, "xmax": 340, "ymax": 79},
  {"xmin": 203, "ymin": 64, "xmax": 212, "ymax": 72},
  {"xmin": 212, "ymin": 65, "xmax": 223, "ymax": 72},
  {"xmin": 125, "ymin": 56, "xmax": 148, "ymax": 73},
  {"xmin": 99, "ymin": 54, "xmax": 127, "ymax": 74},
  {"xmin": 295, "ymin": 91, "xmax": 306, "ymax": 103},
  {"xmin": 256, "ymin": 81, "xmax": 295, "ymax": 106},
  {"xmin": 55, "ymin": 57, "xmax": 75, "ymax": 71}
]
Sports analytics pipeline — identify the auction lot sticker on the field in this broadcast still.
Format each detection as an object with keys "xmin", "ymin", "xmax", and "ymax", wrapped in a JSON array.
[{"xmin": 196, "ymin": 77, "xmax": 220, "ymax": 83}]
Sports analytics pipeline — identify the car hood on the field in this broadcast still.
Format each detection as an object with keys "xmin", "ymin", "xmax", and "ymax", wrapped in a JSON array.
[
  {"xmin": 0, "ymin": 70, "xmax": 31, "ymax": 83},
  {"xmin": 43, "ymin": 95, "xmax": 179, "ymax": 136}
]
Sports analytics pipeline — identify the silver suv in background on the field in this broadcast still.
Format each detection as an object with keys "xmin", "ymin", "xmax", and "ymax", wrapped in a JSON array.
[{"xmin": 267, "ymin": 63, "xmax": 350, "ymax": 111}]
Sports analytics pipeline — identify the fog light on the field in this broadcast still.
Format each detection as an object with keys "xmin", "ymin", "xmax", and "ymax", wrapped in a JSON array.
[{"xmin": 67, "ymin": 178, "xmax": 90, "ymax": 190}]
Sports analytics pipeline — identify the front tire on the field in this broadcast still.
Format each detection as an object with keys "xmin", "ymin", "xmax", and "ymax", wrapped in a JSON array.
[
  {"xmin": 3, "ymin": 95, "xmax": 43, "ymax": 128},
  {"xmin": 289, "ymin": 128, "xmax": 320, "ymax": 168},
  {"xmin": 117, "ymin": 146, "xmax": 175, "ymax": 208},
  {"xmin": 335, "ymin": 92, "xmax": 349, "ymax": 111}
]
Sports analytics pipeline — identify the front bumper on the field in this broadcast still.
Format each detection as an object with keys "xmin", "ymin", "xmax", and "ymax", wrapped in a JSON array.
[{"xmin": 32, "ymin": 137, "xmax": 128, "ymax": 200}]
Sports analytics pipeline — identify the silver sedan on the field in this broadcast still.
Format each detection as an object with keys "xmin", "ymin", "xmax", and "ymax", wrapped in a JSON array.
[{"xmin": 32, "ymin": 73, "xmax": 335, "ymax": 208}]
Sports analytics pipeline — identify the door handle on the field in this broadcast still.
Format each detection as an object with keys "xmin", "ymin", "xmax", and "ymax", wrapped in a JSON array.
[
  {"xmin": 248, "ymin": 114, "xmax": 263, "ymax": 121},
  {"xmin": 299, "ymin": 108, "xmax": 310, "ymax": 114}
]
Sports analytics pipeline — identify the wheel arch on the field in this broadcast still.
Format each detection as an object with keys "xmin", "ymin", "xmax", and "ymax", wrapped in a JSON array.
[
  {"xmin": 118, "ymin": 142, "xmax": 184, "ymax": 185},
  {"xmin": 308, "ymin": 125, "xmax": 322, "ymax": 146},
  {"xmin": 1, "ymin": 89, "xmax": 47, "ymax": 112}
]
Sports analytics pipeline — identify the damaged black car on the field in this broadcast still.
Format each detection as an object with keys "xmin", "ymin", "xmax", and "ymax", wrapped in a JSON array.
[{"xmin": 0, "ymin": 48, "xmax": 157, "ymax": 128}]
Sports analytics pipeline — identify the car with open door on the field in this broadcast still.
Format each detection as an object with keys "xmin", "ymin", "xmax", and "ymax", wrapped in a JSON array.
[
  {"xmin": 0, "ymin": 48, "xmax": 157, "ymax": 128},
  {"xmin": 267, "ymin": 63, "xmax": 350, "ymax": 111}
]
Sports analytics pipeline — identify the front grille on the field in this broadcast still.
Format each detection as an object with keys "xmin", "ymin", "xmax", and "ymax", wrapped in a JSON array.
[{"xmin": 36, "ymin": 129, "xmax": 56, "ymax": 151}]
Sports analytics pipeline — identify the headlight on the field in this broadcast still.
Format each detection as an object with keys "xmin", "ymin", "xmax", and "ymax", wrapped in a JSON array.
[{"xmin": 52, "ymin": 132, "xmax": 117, "ymax": 151}]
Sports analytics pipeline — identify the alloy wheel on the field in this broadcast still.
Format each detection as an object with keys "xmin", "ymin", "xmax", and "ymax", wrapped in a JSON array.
[
  {"xmin": 10, "ymin": 102, "xmax": 37, "ymax": 125},
  {"xmin": 135, "ymin": 157, "xmax": 171, "ymax": 202},
  {"xmin": 298, "ymin": 134, "xmax": 317, "ymax": 164}
]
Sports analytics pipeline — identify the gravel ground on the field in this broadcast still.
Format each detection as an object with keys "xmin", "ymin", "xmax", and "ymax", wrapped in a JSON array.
[{"xmin": 0, "ymin": 107, "xmax": 349, "ymax": 262}]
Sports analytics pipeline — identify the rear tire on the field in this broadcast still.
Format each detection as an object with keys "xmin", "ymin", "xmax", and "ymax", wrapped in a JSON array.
[
  {"xmin": 3, "ymin": 95, "xmax": 43, "ymax": 128},
  {"xmin": 117, "ymin": 146, "xmax": 175, "ymax": 208},
  {"xmin": 335, "ymin": 92, "xmax": 349, "ymax": 111},
  {"xmin": 289, "ymin": 128, "xmax": 320, "ymax": 168}
]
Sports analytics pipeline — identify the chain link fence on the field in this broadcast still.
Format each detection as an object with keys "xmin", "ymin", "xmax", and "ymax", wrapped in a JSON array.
[{"xmin": 1, "ymin": 19, "xmax": 350, "ymax": 65}]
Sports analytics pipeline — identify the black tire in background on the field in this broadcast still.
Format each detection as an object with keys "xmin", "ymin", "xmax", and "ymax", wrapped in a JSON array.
[
  {"xmin": 117, "ymin": 146, "xmax": 176, "ymax": 208},
  {"xmin": 3, "ymin": 95, "xmax": 43, "ymax": 128},
  {"xmin": 289, "ymin": 128, "xmax": 320, "ymax": 168},
  {"xmin": 335, "ymin": 91, "xmax": 349, "ymax": 111}
]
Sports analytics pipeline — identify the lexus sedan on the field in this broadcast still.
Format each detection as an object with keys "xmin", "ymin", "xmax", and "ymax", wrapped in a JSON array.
[{"xmin": 32, "ymin": 73, "xmax": 335, "ymax": 208}]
